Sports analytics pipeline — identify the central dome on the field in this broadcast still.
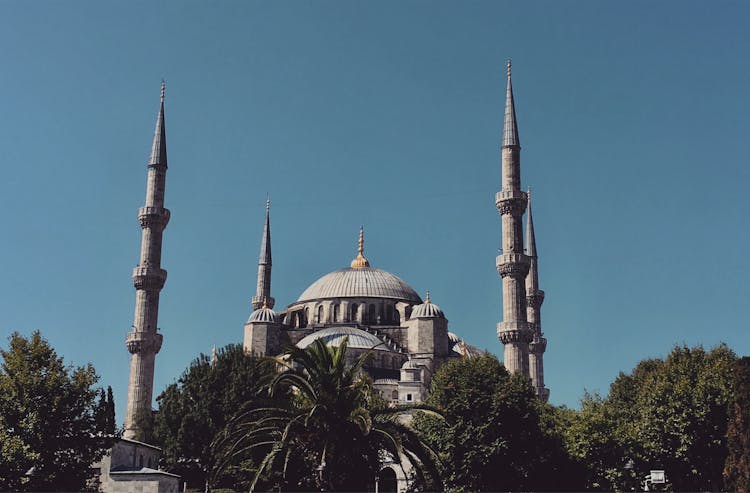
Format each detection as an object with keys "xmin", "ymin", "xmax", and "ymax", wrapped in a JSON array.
[{"xmin": 296, "ymin": 267, "xmax": 422, "ymax": 304}]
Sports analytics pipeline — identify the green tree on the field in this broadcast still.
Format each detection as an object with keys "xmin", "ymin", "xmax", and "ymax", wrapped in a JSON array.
[
  {"xmin": 152, "ymin": 344, "xmax": 278, "ymax": 491},
  {"xmin": 0, "ymin": 331, "xmax": 111, "ymax": 491},
  {"xmin": 213, "ymin": 337, "xmax": 441, "ymax": 492},
  {"xmin": 412, "ymin": 354, "xmax": 581, "ymax": 492},
  {"xmin": 93, "ymin": 386, "xmax": 118, "ymax": 436},
  {"xmin": 564, "ymin": 344, "xmax": 737, "ymax": 491},
  {"xmin": 724, "ymin": 356, "xmax": 750, "ymax": 492}
]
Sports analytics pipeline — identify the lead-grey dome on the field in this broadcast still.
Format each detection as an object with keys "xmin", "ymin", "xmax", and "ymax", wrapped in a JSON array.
[
  {"xmin": 247, "ymin": 306, "xmax": 279, "ymax": 324},
  {"xmin": 296, "ymin": 326, "xmax": 390, "ymax": 351},
  {"xmin": 296, "ymin": 267, "xmax": 422, "ymax": 304}
]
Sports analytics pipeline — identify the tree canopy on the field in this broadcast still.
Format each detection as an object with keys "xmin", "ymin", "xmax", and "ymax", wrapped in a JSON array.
[
  {"xmin": 153, "ymin": 343, "xmax": 278, "ymax": 491},
  {"xmin": 563, "ymin": 344, "xmax": 737, "ymax": 491},
  {"xmin": 413, "ymin": 354, "xmax": 581, "ymax": 492},
  {"xmin": 0, "ymin": 331, "xmax": 111, "ymax": 491},
  {"xmin": 724, "ymin": 356, "xmax": 750, "ymax": 492},
  {"xmin": 213, "ymin": 338, "xmax": 441, "ymax": 492}
]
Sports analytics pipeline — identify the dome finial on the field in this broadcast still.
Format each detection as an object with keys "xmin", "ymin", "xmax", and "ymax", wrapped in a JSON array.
[
  {"xmin": 350, "ymin": 225, "xmax": 370, "ymax": 268},
  {"xmin": 425, "ymin": 290, "xmax": 431, "ymax": 304},
  {"xmin": 211, "ymin": 344, "xmax": 217, "ymax": 366}
]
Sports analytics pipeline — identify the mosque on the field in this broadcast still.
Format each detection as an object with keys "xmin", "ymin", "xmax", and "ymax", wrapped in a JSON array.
[
  {"xmin": 104, "ymin": 61, "xmax": 549, "ymax": 492},
  {"xmin": 241, "ymin": 60, "xmax": 549, "ymax": 405}
]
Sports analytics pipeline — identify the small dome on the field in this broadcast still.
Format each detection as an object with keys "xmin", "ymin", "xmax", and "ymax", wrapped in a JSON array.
[
  {"xmin": 401, "ymin": 359, "xmax": 420, "ymax": 370},
  {"xmin": 448, "ymin": 332, "xmax": 483, "ymax": 358},
  {"xmin": 247, "ymin": 306, "xmax": 279, "ymax": 324},
  {"xmin": 296, "ymin": 326, "xmax": 390, "ymax": 351},
  {"xmin": 409, "ymin": 292, "xmax": 445, "ymax": 319}
]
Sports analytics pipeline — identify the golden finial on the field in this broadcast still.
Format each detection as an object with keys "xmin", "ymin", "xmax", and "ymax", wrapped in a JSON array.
[
  {"xmin": 425, "ymin": 291, "xmax": 431, "ymax": 304},
  {"xmin": 160, "ymin": 80, "xmax": 165, "ymax": 103},
  {"xmin": 350, "ymin": 226, "xmax": 370, "ymax": 269},
  {"xmin": 506, "ymin": 59, "xmax": 512, "ymax": 77},
  {"xmin": 261, "ymin": 298, "xmax": 268, "ymax": 309},
  {"xmin": 460, "ymin": 339, "xmax": 467, "ymax": 358},
  {"xmin": 211, "ymin": 344, "xmax": 217, "ymax": 366}
]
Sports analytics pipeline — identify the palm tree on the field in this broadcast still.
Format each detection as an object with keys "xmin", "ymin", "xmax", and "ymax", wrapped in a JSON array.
[{"xmin": 211, "ymin": 337, "xmax": 442, "ymax": 492}]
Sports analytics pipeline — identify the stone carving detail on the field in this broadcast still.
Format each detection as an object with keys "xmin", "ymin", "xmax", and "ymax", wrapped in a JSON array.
[
  {"xmin": 526, "ymin": 290, "xmax": 545, "ymax": 309},
  {"xmin": 138, "ymin": 206, "xmax": 171, "ymax": 230},
  {"xmin": 498, "ymin": 328, "xmax": 534, "ymax": 344},
  {"xmin": 497, "ymin": 262, "xmax": 530, "ymax": 278},
  {"xmin": 132, "ymin": 266, "xmax": 167, "ymax": 290},
  {"xmin": 126, "ymin": 332, "xmax": 163, "ymax": 354},
  {"xmin": 496, "ymin": 197, "xmax": 527, "ymax": 216}
]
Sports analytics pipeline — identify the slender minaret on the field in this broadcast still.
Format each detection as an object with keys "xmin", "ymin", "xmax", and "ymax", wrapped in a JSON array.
[
  {"xmin": 124, "ymin": 82, "xmax": 170, "ymax": 441},
  {"xmin": 495, "ymin": 61, "xmax": 533, "ymax": 376},
  {"xmin": 525, "ymin": 191, "xmax": 549, "ymax": 400},
  {"xmin": 251, "ymin": 197, "xmax": 275, "ymax": 310}
]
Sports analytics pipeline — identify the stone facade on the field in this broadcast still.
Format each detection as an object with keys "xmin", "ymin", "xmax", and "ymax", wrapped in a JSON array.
[{"xmin": 95, "ymin": 439, "xmax": 179, "ymax": 493}]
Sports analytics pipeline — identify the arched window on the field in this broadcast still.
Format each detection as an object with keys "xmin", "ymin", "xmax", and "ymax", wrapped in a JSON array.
[
  {"xmin": 333, "ymin": 304, "xmax": 340, "ymax": 322},
  {"xmin": 304, "ymin": 308, "xmax": 310, "ymax": 327},
  {"xmin": 379, "ymin": 467, "xmax": 398, "ymax": 493},
  {"xmin": 317, "ymin": 305, "xmax": 324, "ymax": 324},
  {"xmin": 369, "ymin": 304, "xmax": 376, "ymax": 324},
  {"xmin": 351, "ymin": 303, "xmax": 358, "ymax": 321},
  {"xmin": 391, "ymin": 390, "xmax": 398, "ymax": 401}
]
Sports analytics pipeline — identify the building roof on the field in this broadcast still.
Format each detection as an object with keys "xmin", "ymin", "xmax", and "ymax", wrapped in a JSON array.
[
  {"xmin": 409, "ymin": 291, "xmax": 445, "ymax": 319},
  {"xmin": 296, "ymin": 326, "xmax": 390, "ymax": 351},
  {"xmin": 247, "ymin": 305, "xmax": 278, "ymax": 324},
  {"xmin": 296, "ymin": 267, "xmax": 422, "ymax": 304}
]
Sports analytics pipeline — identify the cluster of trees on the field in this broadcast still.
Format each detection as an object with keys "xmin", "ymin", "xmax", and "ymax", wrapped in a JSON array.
[
  {"xmin": 0, "ymin": 331, "xmax": 115, "ymax": 491},
  {"xmin": 2, "ymin": 329, "xmax": 749, "ymax": 492},
  {"xmin": 154, "ymin": 343, "xmax": 750, "ymax": 492}
]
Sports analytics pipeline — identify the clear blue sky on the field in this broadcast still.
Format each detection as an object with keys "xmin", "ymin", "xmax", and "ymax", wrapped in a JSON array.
[{"xmin": 1, "ymin": 1, "xmax": 748, "ymax": 419}]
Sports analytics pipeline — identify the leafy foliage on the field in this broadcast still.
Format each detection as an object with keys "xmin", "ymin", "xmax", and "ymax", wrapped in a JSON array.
[
  {"xmin": 724, "ymin": 356, "xmax": 750, "ymax": 492},
  {"xmin": 0, "ymin": 331, "xmax": 111, "ymax": 491},
  {"xmin": 412, "ymin": 354, "xmax": 582, "ymax": 492},
  {"xmin": 213, "ymin": 338, "xmax": 441, "ymax": 492},
  {"xmin": 563, "ymin": 344, "xmax": 737, "ymax": 491},
  {"xmin": 153, "ymin": 344, "xmax": 277, "ymax": 491}
]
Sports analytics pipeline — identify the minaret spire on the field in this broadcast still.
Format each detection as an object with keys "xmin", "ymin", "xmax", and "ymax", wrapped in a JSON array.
[
  {"xmin": 502, "ymin": 60, "xmax": 520, "ymax": 149},
  {"xmin": 525, "ymin": 191, "xmax": 549, "ymax": 401},
  {"xmin": 495, "ymin": 61, "xmax": 533, "ymax": 377},
  {"xmin": 124, "ymin": 82, "xmax": 171, "ymax": 441},
  {"xmin": 252, "ymin": 196, "xmax": 275, "ymax": 310}
]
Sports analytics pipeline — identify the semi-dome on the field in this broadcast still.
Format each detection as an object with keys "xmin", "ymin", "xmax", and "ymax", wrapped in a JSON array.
[
  {"xmin": 247, "ymin": 306, "xmax": 279, "ymax": 324},
  {"xmin": 296, "ymin": 267, "xmax": 422, "ymax": 304},
  {"xmin": 296, "ymin": 326, "xmax": 390, "ymax": 351},
  {"xmin": 409, "ymin": 292, "xmax": 445, "ymax": 319}
]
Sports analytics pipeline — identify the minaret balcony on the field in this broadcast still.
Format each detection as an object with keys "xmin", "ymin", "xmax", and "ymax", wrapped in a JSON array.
[
  {"xmin": 125, "ymin": 331, "xmax": 163, "ymax": 354},
  {"xmin": 495, "ymin": 190, "xmax": 528, "ymax": 216},
  {"xmin": 138, "ymin": 206, "xmax": 171, "ymax": 230},
  {"xmin": 526, "ymin": 290, "xmax": 545, "ymax": 309},
  {"xmin": 132, "ymin": 265, "xmax": 167, "ymax": 290},
  {"xmin": 497, "ymin": 321, "xmax": 533, "ymax": 343},
  {"xmin": 496, "ymin": 253, "xmax": 530, "ymax": 278}
]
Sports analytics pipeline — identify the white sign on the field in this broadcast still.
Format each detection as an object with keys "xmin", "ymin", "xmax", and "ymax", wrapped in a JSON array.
[{"xmin": 650, "ymin": 470, "xmax": 665, "ymax": 484}]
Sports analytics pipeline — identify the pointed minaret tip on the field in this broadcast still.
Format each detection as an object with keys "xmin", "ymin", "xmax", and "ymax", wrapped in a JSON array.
[
  {"xmin": 149, "ymin": 81, "xmax": 168, "ymax": 167},
  {"xmin": 526, "ymin": 189, "xmax": 537, "ymax": 258},
  {"xmin": 502, "ymin": 59, "xmax": 520, "ymax": 148},
  {"xmin": 425, "ymin": 291, "xmax": 431, "ymax": 304}
]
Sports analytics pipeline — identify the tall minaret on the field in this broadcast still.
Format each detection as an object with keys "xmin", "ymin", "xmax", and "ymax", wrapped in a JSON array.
[
  {"xmin": 495, "ymin": 61, "xmax": 533, "ymax": 376},
  {"xmin": 525, "ymin": 191, "xmax": 549, "ymax": 400},
  {"xmin": 251, "ymin": 197, "xmax": 274, "ymax": 310},
  {"xmin": 124, "ymin": 82, "xmax": 170, "ymax": 441}
]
